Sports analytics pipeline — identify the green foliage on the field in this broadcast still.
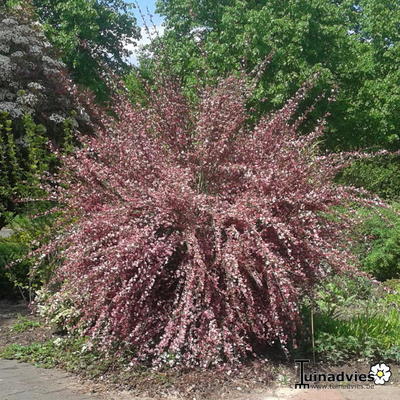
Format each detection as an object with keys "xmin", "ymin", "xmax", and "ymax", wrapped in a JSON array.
[
  {"xmin": 383, "ymin": 279, "xmax": 400, "ymax": 291},
  {"xmin": 149, "ymin": 0, "xmax": 400, "ymax": 151},
  {"xmin": 1, "ymin": 337, "xmax": 92, "ymax": 370},
  {"xmin": 0, "ymin": 115, "xmax": 18, "ymax": 212},
  {"xmin": 304, "ymin": 276, "xmax": 400, "ymax": 364},
  {"xmin": 0, "ymin": 211, "xmax": 57, "ymax": 300},
  {"xmin": 0, "ymin": 336, "xmax": 133, "ymax": 378},
  {"xmin": 336, "ymin": 154, "xmax": 400, "ymax": 200},
  {"xmin": 314, "ymin": 309, "xmax": 400, "ymax": 364},
  {"xmin": 10, "ymin": 315, "xmax": 41, "ymax": 333},
  {"xmin": 354, "ymin": 203, "xmax": 400, "ymax": 281},
  {"xmin": 124, "ymin": 70, "xmax": 150, "ymax": 106},
  {"xmin": 4, "ymin": 0, "xmax": 21, "ymax": 7},
  {"xmin": 0, "ymin": 232, "xmax": 29, "ymax": 299},
  {"xmin": 312, "ymin": 275, "xmax": 375, "ymax": 319},
  {"xmin": 31, "ymin": 0, "xmax": 140, "ymax": 101},
  {"xmin": 0, "ymin": 113, "xmax": 53, "ymax": 219}
]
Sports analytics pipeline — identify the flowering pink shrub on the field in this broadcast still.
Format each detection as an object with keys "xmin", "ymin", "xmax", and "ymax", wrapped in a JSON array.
[{"xmin": 42, "ymin": 77, "xmax": 361, "ymax": 367}]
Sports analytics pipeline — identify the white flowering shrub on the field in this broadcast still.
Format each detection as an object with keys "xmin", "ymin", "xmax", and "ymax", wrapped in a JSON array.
[{"xmin": 0, "ymin": 5, "xmax": 94, "ymax": 143}]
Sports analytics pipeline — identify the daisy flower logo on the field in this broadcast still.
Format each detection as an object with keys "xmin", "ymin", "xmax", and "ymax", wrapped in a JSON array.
[{"xmin": 370, "ymin": 363, "xmax": 391, "ymax": 385}]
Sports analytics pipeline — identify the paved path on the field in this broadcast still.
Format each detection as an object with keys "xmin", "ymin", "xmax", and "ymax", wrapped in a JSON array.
[{"xmin": 0, "ymin": 360, "xmax": 102, "ymax": 400}]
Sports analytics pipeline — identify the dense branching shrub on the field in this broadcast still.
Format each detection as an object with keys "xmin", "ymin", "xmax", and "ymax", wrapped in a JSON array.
[
  {"xmin": 0, "ymin": 4, "xmax": 104, "ymax": 219},
  {"xmin": 0, "ymin": 211, "xmax": 56, "ymax": 300},
  {"xmin": 354, "ymin": 203, "xmax": 400, "ymax": 281},
  {"xmin": 335, "ymin": 155, "xmax": 400, "ymax": 283},
  {"xmin": 0, "ymin": 8, "xmax": 93, "ymax": 142},
  {"xmin": 39, "ymin": 77, "xmax": 378, "ymax": 368},
  {"xmin": 0, "ymin": 235, "xmax": 28, "ymax": 298},
  {"xmin": 336, "ymin": 154, "xmax": 400, "ymax": 201}
]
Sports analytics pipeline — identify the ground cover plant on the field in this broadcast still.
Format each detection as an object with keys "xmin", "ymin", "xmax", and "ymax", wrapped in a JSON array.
[
  {"xmin": 10, "ymin": 314, "xmax": 41, "ymax": 333},
  {"xmin": 34, "ymin": 73, "xmax": 385, "ymax": 369},
  {"xmin": 309, "ymin": 276, "xmax": 400, "ymax": 364}
]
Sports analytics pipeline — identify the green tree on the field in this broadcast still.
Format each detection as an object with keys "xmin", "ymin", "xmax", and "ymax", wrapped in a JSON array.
[
  {"xmin": 32, "ymin": 0, "xmax": 141, "ymax": 101},
  {"xmin": 149, "ymin": 0, "xmax": 400, "ymax": 151}
]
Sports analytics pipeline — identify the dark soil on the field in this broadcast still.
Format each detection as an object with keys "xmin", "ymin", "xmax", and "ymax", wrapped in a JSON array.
[{"xmin": 0, "ymin": 299, "xmax": 53, "ymax": 349}]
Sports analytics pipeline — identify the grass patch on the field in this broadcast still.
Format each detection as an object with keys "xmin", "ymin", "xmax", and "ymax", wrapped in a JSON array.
[{"xmin": 10, "ymin": 315, "xmax": 41, "ymax": 333}]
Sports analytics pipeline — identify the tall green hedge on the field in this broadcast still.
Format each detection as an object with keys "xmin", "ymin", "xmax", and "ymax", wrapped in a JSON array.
[{"xmin": 0, "ymin": 113, "xmax": 55, "ymax": 225}]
